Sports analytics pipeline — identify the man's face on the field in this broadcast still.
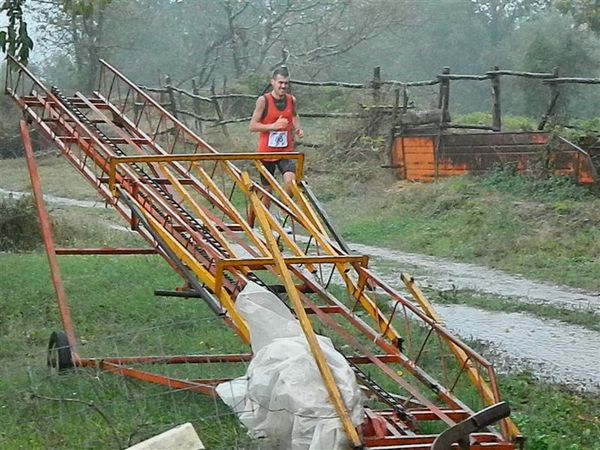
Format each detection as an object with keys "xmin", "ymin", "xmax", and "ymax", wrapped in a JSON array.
[{"xmin": 271, "ymin": 74, "xmax": 289, "ymax": 97}]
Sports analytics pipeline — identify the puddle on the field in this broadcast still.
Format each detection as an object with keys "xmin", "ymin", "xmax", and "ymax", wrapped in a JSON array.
[
  {"xmin": 436, "ymin": 304, "xmax": 600, "ymax": 392},
  {"xmin": 350, "ymin": 242, "xmax": 600, "ymax": 314}
]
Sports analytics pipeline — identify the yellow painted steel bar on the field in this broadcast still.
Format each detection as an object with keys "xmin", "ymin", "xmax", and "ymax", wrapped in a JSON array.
[
  {"xmin": 109, "ymin": 152, "xmax": 303, "ymax": 194},
  {"xmin": 217, "ymin": 255, "xmax": 369, "ymax": 268},
  {"xmin": 213, "ymin": 255, "xmax": 369, "ymax": 293},
  {"xmin": 162, "ymin": 165, "xmax": 284, "ymax": 300},
  {"xmin": 288, "ymin": 181, "xmax": 328, "ymax": 235},
  {"xmin": 188, "ymin": 163, "xmax": 271, "ymax": 256},
  {"xmin": 254, "ymin": 162, "xmax": 349, "ymax": 258},
  {"xmin": 255, "ymin": 162, "xmax": 401, "ymax": 343},
  {"xmin": 231, "ymin": 169, "xmax": 319, "ymax": 274},
  {"xmin": 161, "ymin": 165, "xmax": 235, "ymax": 257},
  {"xmin": 243, "ymin": 172, "xmax": 362, "ymax": 448},
  {"xmin": 131, "ymin": 197, "xmax": 250, "ymax": 343},
  {"xmin": 401, "ymin": 273, "xmax": 521, "ymax": 441}
]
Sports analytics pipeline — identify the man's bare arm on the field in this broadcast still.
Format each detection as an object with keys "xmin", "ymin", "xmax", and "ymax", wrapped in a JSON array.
[{"xmin": 292, "ymin": 95, "xmax": 303, "ymax": 138}]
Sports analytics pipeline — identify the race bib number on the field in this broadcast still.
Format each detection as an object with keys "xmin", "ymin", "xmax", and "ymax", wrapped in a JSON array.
[{"xmin": 268, "ymin": 131, "xmax": 288, "ymax": 148}]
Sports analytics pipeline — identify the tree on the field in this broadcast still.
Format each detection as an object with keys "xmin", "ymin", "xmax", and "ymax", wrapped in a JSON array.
[
  {"xmin": 471, "ymin": 0, "xmax": 552, "ymax": 46},
  {"xmin": 1, "ymin": 0, "xmax": 112, "ymax": 69},
  {"xmin": 31, "ymin": 0, "xmax": 115, "ymax": 90},
  {"xmin": 0, "ymin": 0, "xmax": 33, "ymax": 65},
  {"xmin": 501, "ymin": 11, "xmax": 600, "ymax": 117},
  {"xmin": 556, "ymin": 0, "xmax": 600, "ymax": 34}
]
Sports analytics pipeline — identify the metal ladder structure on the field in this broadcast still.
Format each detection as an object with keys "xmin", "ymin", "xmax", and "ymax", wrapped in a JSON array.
[{"xmin": 6, "ymin": 55, "xmax": 523, "ymax": 449}]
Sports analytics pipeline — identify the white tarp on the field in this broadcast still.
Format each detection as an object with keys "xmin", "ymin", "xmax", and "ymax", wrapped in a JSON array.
[{"xmin": 216, "ymin": 281, "xmax": 364, "ymax": 450}]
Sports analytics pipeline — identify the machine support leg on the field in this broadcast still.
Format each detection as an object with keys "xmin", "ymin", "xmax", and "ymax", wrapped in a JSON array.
[{"xmin": 20, "ymin": 120, "xmax": 78, "ymax": 352}]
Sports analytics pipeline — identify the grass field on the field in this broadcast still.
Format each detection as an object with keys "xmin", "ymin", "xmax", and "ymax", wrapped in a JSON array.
[{"xmin": 0, "ymin": 252, "xmax": 253, "ymax": 449}]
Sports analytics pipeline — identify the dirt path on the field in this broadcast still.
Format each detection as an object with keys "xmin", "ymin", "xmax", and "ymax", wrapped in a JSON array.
[
  {"xmin": 350, "ymin": 242, "xmax": 600, "ymax": 314},
  {"xmin": 437, "ymin": 305, "xmax": 600, "ymax": 392}
]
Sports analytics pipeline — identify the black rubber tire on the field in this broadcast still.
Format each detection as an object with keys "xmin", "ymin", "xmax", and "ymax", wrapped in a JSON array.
[{"xmin": 47, "ymin": 331, "xmax": 74, "ymax": 371}]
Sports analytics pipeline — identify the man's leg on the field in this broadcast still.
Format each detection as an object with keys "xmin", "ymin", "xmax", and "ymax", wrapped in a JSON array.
[
  {"xmin": 248, "ymin": 161, "xmax": 276, "ymax": 227},
  {"xmin": 282, "ymin": 171, "xmax": 296, "ymax": 196},
  {"xmin": 279, "ymin": 159, "xmax": 297, "ymax": 197},
  {"xmin": 278, "ymin": 160, "xmax": 297, "ymax": 234}
]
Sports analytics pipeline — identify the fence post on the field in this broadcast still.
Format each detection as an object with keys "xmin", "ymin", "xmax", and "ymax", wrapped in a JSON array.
[
  {"xmin": 437, "ymin": 67, "xmax": 450, "ymax": 125},
  {"xmin": 211, "ymin": 80, "xmax": 229, "ymax": 138},
  {"xmin": 402, "ymin": 86, "xmax": 409, "ymax": 114},
  {"xmin": 372, "ymin": 66, "xmax": 381, "ymax": 104},
  {"xmin": 435, "ymin": 67, "xmax": 451, "ymax": 181},
  {"xmin": 165, "ymin": 75, "xmax": 178, "ymax": 119},
  {"xmin": 538, "ymin": 67, "xmax": 560, "ymax": 131},
  {"xmin": 392, "ymin": 87, "xmax": 400, "ymax": 125},
  {"xmin": 491, "ymin": 65, "xmax": 501, "ymax": 131},
  {"xmin": 158, "ymin": 71, "xmax": 165, "ymax": 106}
]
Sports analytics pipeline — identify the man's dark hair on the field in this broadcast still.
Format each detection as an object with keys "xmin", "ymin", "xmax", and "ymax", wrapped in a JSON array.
[{"xmin": 272, "ymin": 65, "xmax": 289, "ymax": 78}]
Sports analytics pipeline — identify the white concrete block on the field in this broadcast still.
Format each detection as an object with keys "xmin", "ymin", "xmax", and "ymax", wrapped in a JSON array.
[{"xmin": 126, "ymin": 422, "xmax": 205, "ymax": 450}]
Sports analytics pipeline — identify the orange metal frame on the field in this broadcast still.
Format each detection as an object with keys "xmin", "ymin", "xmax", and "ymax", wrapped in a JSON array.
[{"xmin": 7, "ymin": 55, "xmax": 522, "ymax": 449}]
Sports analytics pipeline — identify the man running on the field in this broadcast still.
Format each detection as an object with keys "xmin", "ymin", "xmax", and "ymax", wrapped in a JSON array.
[{"xmin": 248, "ymin": 66, "xmax": 303, "ymax": 227}]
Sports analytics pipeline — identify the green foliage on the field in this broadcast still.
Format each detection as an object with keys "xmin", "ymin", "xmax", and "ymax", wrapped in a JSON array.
[
  {"xmin": 501, "ymin": 12, "xmax": 600, "ymax": 117},
  {"xmin": 61, "ymin": 0, "xmax": 112, "ymax": 16},
  {"xmin": 557, "ymin": 0, "xmax": 600, "ymax": 34},
  {"xmin": 234, "ymin": 71, "xmax": 268, "ymax": 95},
  {"xmin": 454, "ymin": 113, "xmax": 537, "ymax": 131},
  {"xmin": 0, "ymin": 195, "xmax": 40, "ymax": 251},
  {"xmin": 0, "ymin": 0, "xmax": 33, "ymax": 66},
  {"xmin": 480, "ymin": 167, "xmax": 592, "ymax": 201},
  {"xmin": 296, "ymin": 85, "xmax": 362, "ymax": 113},
  {"xmin": 500, "ymin": 373, "xmax": 600, "ymax": 450}
]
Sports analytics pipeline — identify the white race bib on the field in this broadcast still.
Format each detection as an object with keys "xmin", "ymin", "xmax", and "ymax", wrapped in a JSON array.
[{"xmin": 268, "ymin": 131, "xmax": 288, "ymax": 148}]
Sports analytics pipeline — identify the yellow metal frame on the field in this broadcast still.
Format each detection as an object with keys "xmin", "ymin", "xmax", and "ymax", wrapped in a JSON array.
[
  {"xmin": 255, "ymin": 163, "xmax": 403, "ymax": 344},
  {"xmin": 401, "ymin": 273, "xmax": 521, "ymax": 440},
  {"xmin": 242, "ymin": 171, "xmax": 362, "ymax": 448},
  {"xmin": 108, "ymin": 152, "xmax": 304, "ymax": 196}
]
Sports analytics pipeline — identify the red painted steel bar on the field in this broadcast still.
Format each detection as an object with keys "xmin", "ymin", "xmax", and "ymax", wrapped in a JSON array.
[
  {"xmin": 55, "ymin": 248, "xmax": 158, "ymax": 255},
  {"xmin": 19, "ymin": 120, "xmax": 78, "ymax": 354}
]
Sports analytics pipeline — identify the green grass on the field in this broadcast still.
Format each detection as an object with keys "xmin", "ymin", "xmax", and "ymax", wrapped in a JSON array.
[
  {"xmin": 0, "ymin": 154, "xmax": 98, "ymax": 200},
  {"xmin": 0, "ymin": 252, "xmax": 251, "ymax": 449},
  {"xmin": 498, "ymin": 373, "xmax": 600, "ymax": 450}
]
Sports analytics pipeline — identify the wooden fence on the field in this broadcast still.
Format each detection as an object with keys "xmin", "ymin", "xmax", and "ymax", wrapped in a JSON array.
[{"xmin": 140, "ymin": 67, "xmax": 600, "ymax": 137}]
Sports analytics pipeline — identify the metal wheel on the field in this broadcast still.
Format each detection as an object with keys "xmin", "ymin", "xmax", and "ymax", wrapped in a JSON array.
[{"xmin": 47, "ymin": 331, "xmax": 74, "ymax": 372}]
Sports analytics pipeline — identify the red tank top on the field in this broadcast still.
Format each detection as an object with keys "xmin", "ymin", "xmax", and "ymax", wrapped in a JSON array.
[{"xmin": 258, "ymin": 93, "xmax": 294, "ymax": 159}]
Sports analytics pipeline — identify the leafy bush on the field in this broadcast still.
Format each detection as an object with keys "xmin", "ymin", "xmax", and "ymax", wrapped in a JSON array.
[
  {"xmin": 453, "ymin": 113, "xmax": 537, "ymax": 132},
  {"xmin": 481, "ymin": 167, "xmax": 592, "ymax": 201},
  {"xmin": 0, "ymin": 195, "xmax": 41, "ymax": 251}
]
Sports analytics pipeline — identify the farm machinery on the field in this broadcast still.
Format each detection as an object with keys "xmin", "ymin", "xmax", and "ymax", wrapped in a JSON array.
[{"xmin": 7, "ymin": 55, "xmax": 523, "ymax": 449}]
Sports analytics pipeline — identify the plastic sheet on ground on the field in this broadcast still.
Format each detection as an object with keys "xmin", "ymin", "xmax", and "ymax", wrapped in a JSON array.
[{"xmin": 216, "ymin": 281, "xmax": 364, "ymax": 450}]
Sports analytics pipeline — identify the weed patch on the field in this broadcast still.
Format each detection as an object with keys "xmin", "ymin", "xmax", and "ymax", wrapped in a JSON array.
[{"xmin": 0, "ymin": 195, "xmax": 41, "ymax": 251}]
